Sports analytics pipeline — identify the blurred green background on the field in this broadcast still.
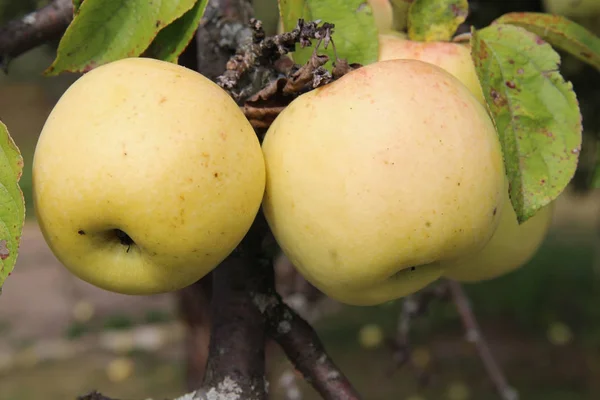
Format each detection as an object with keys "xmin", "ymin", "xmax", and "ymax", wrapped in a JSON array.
[{"xmin": 0, "ymin": 0, "xmax": 599, "ymax": 399}]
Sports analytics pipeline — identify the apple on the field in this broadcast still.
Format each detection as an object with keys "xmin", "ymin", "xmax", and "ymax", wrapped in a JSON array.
[
  {"xmin": 444, "ymin": 190, "xmax": 554, "ymax": 282},
  {"xmin": 32, "ymin": 57, "xmax": 266, "ymax": 295},
  {"xmin": 261, "ymin": 59, "xmax": 506, "ymax": 306},
  {"xmin": 377, "ymin": 32, "xmax": 485, "ymax": 105},
  {"xmin": 375, "ymin": 32, "xmax": 557, "ymax": 283}
]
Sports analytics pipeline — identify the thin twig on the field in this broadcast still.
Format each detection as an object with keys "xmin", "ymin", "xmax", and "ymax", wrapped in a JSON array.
[
  {"xmin": 253, "ymin": 289, "xmax": 362, "ymax": 400},
  {"xmin": 0, "ymin": 0, "xmax": 73, "ymax": 70},
  {"xmin": 447, "ymin": 279, "xmax": 519, "ymax": 400}
]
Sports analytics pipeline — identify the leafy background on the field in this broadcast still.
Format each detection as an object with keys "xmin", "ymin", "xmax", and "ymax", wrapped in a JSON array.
[{"xmin": 0, "ymin": 0, "xmax": 599, "ymax": 399}]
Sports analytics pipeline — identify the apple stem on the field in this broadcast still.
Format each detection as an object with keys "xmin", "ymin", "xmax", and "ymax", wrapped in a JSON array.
[
  {"xmin": 0, "ymin": 0, "xmax": 73, "ymax": 70},
  {"xmin": 447, "ymin": 280, "xmax": 519, "ymax": 400}
]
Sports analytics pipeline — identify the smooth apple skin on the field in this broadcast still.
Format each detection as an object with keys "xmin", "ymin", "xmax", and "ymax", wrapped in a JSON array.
[
  {"xmin": 262, "ymin": 59, "xmax": 506, "ymax": 306},
  {"xmin": 444, "ymin": 193, "xmax": 554, "ymax": 282},
  {"xmin": 32, "ymin": 57, "xmax": 266, "ymax": 295},
  {"xmin": 378, "ymin": 33, "xmax": 486, "ymax": 105}
]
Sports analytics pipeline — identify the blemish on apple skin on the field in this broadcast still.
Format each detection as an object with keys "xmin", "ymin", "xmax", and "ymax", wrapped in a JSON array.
[
  {"xmin": 493, "ymin": 207, "xmax": 497, "ymax": 216},
  {"xmin": 78, "ymin": 230, "xmax": 86, "ymax": 235},
  {"xmin": 505, "ymin": 81, "xmax": 516, "ymax": 89},
  {"xmin": 158, "ymin": 96, "xmax": 167, "ymax": 104},
  {"xmin": 213, "ymin": 172, "xmax": 219, "ymax": 178}
]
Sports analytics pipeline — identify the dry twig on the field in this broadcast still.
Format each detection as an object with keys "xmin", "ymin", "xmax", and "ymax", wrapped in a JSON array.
[{"xmin": 0, "ymin": 0, "xmax": 73, "ymax": 70}]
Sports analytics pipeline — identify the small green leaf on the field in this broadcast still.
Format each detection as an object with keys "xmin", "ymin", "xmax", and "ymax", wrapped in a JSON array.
[
  {"xmin": 407, "ymin": 0, "xmax": 468, "ymax": 42},
  {"xmin": 73, "ymin": 0, "xmax": 83, "ymax": 15},
  {"xmin": 45, "ymin": 0, "xmax": 199, "ymax": 76},
  {"xmin": 493, "ymin": 12, "xmax": 600, "ymax": 72},
  {"xmin": 471, "ymin": 24, "xmax": 583, "ymax": 223},
  {"xmin": 277, "ymin": 0, "xmax": 379, "ymax": 67},
  {"xmin": 144, "ymin": 0, "xmax": 208, "ymax": 63},
  {"xmin": 0, "ymin": 120, "xmax": 25, "ymax": 293}
]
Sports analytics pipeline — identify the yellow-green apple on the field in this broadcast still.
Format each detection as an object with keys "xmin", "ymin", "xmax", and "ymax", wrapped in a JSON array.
[
  {"xmin": 261, "ymin": 59, "xmax": 506, "ymax": 306},
  {"xmin": 377, "ymin": 32, "xmax": 485, "ymax": 105},
  {"xmin": 376, "ymin": 32, "xmax": 558, "ymax": 284},
  {"xmin": 32, "ymin": 57, "xmax": 266, "ymax": 295},
  {"xmin": 444, "ymin": 191, "xmax": 554, "ymax": 282}
]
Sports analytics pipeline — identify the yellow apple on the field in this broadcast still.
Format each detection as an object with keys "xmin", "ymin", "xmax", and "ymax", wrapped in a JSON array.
[
  {"xmin": 32, "ymin": 57, "xmax": 266, "ymax": 295},
  {"xmin": 376, "ymin": 32, "xmax": 557, "ymax": 283},
  {"xmin": 444, "ymin": 191, "xmax": 554, "ymax": 282},
  {"xmin": 377, "ymin": 32, "xmax": 485, "ymax": 105},
  {"xmin": 261, "ymin": 59, "xmax": 506, "ymax": 306}
]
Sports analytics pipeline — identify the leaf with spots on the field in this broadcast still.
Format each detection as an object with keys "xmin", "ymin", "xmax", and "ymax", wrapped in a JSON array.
[
  {"xmin": 144, "ymin": 0, "xmax": 208, "ymax": 63},
  {"xmin": 277, "ymin": 0, "xmax": 379, "ymax": 67},
  {"xmin": 0, "ymin": 120, "xmax": 25, "ymax": 294},
  {"xmin": 471, "ymin": 24, "xmax": 582, "ymax": 223},
  {"xmin": 493, "ymin": 12, "xmax": 600, "ymax": 72},
  {"xmin": 407, "ymin": 0, "xmax": 468, "ymax": 42},
  {"xmin": 45, "ymin": 0, "xmax": 199, "ymax": 76}
]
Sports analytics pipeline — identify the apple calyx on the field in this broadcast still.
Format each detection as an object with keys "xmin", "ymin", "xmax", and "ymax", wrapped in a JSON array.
[{"xmin": 114, "ymin": 229, "xmax": 134, "ymax": 251}]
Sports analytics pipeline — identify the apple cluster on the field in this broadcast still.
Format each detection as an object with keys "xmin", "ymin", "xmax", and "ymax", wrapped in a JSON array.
[{"xmin": 31, "ymin": 18, "xmax": 553, "ymax": 305}]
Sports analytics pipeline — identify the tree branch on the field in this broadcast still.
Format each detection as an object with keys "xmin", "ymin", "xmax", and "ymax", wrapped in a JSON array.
[
  {"xmin": 447, "ymin": 280, "xmax": 519, "ymax": 400},
  {"xmin": 254, "ymin": 285, "xmax": 362, "ymax": 400},
  {"xmin": 200, "ymin": 217, "xmax": 270, "ymax": 399},
  {"xmin": 0, "ymin": 0, "xmax": 73, "ymax": 69}
]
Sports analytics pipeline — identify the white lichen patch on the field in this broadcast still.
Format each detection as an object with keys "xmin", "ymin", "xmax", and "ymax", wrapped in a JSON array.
[
  {"xmin": 174, "ymin": 392, "xmax": 198, "ymax": 400},
  {"xmin": 205, "ymin": 376, "xmax": 243, "ymax": 400},
  {"xmin": 22, "ymin": 13, "xmax": 36, "ymax": 25},
  {"xmin": 251, "ymin": 293, "xmax": 276, "ymax": 314},
  {"xmin": 277, "ymin": 320, "xmax": 291, "ymax": 335}
]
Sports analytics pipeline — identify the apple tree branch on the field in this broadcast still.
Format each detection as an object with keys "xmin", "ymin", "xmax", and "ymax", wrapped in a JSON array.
[
  {"xmin": 0, "ymin": 0, "xmax": 73, "ymax": 69},
  {"xmin": 447, "ymin": 280, "xmax": 519, "ymax": 400}
]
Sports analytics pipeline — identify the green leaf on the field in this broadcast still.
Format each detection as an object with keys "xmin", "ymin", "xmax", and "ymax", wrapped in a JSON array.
[
  {"xmin": 0, "ymin": 121, "xmax": 25, "ymax": 293},
  {"xmin": 144, "ymin": 0, "xmax": 208, "ymax": 63},
  {"xmin": 277, "ymin": 0, "xmax": 379, "ymax": 67},
  {"xmin": 73, "ymin": 0, "xmax": 83, "ymax": 15},
  {"xmin": 471, "ymin": 24, "xmax": 583, "ymax": 223},
  {"xmin": 493, "ymin": 12, "xmax": 600, "ymax": 72},
  {"xmin": 407, "ymin": 0, "xmax": 469, "ymax": 42},
  {"xmin": 45, "ymin": 0, "xmax": 199, "ymax": 76}
]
